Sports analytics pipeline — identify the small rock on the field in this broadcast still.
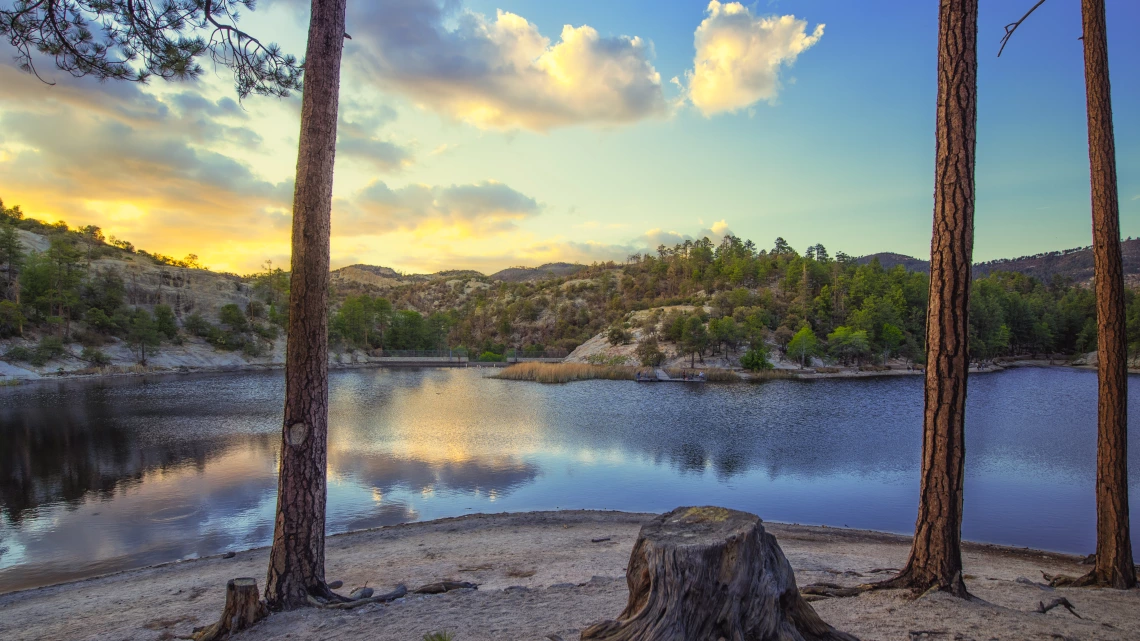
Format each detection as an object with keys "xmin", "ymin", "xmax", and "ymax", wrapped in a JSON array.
[
  {"xmin": 349, "ymin": 587, "xmax": 374, "ymax": 600},
  {"xmin": 222, "ymin": 551, "xmax": 236, "ymax": 559},
  {"xmin": 548, "ymin": 583, "xmax": 576, "ymax": 590},
  {"xmin": 504, "ymin": 585, "xmax": 531, "ymax": 593},
  {"xmin": 591, "ymin": 537, "xmax": 611, "ymax": 543},
  {"xmin": 328, "ymin": 580, "xmax": 343, "ymax": 590}
]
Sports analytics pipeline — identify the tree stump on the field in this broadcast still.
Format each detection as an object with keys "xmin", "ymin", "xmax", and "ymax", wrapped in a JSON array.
[
  {"xmin": 193, "ymin": 578, "xmax": 269, "ymax": 641},
  {"xmin": 581, "ymin": 507, "xmax": 858, "ymax": 641}
]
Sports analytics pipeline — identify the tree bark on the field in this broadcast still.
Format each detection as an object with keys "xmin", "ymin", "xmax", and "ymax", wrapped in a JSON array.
[
  {"xmin": 1081, "ymin": 0, "xmax": 1136, "ymax": 590},
  {"xmin": 264, "ymin": 0, "xmax": 348, "ymax": 610},
  {"xmin": 880, "ymin": 0, "xmax": 976, "ymax": 598},
  {"xmin": 193, "ymin": 578, "xmax": 269, "ymax": 641},
  {"xmin": 581, "ymin": 507, "xmax": 857, "ymax": 641}
]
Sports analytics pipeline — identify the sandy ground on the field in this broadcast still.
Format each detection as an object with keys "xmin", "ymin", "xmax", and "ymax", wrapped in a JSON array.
[{"xmin": 2, "ymin": 511, "xmax": 1137, "ymax": 641}]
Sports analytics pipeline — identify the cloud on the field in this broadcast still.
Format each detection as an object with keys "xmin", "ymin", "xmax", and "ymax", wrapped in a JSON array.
[
  {"xmin": 336, "ymin": 101, "xmax": 413, "ymax": 171},
  {"xmin": 0, "ymin": 63, "xmax": 293, "ymax": 270},
  {"xmin": 347, "ymin": 0, "xmax": 667, "ymax": 130},
  {"xmin": 686, "ymin": 1, "xmax": 824, "ymax": 116},
  {"xmin": 337, "ymin": 180, "xmax": 541, "ymax": 236}
]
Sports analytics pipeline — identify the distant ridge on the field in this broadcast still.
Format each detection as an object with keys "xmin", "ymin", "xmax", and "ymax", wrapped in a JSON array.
[
  {"xmin": 857, "ymin": 238, "xmax": 1140, "ymax": 283},
  {"xmin": 490, "ymin": 262, "xmax": 586, "ymax": 282}
]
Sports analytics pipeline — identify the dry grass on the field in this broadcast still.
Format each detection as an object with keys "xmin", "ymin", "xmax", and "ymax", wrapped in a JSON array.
[
  {"xmin": 495, "ymin": 362, "xmax": 652, "ymax": 383},
  {"xmin": 662, "ymin": 367, "xmax": 741, "ymax": 382}
]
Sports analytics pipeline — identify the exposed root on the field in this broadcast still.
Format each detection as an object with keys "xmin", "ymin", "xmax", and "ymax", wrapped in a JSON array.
[{"xmin": 307, "ymin": 584, "xmax": 408, "ymax": 610}]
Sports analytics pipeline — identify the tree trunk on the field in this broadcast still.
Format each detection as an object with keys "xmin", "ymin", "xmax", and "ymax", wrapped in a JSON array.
[
  {"xmin": 264, "ymin": 0, "xmax": 348, "ymax": 610},
  {"xmin": 880, "ymin": 0, "xmax": 976, "ymax": 598},
  {"xmin": 581, "ymin": 507, "xmax": 857, "ymax": 641},
  {"xmin": 1082, "ymin": 0, "xmax": 1135, "ymax": 590},
  {"xmin": 193, "ymin": 578, "xmax": 269, "ymax": 641}
]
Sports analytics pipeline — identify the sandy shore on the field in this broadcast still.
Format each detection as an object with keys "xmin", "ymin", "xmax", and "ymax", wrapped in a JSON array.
[{"xmin": 2, "ymin": 510, "xmax": 1136, "ymax": 641}]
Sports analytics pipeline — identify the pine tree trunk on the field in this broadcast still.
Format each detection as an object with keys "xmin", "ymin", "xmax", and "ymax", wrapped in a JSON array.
[
  {"xmin": 881, "ymin": 0, "xmax": 976, "ymax": 598},
  {"xmin": 1081, "ymin": 0, "xmax": 1136, "ymax": 590},
  {"xmin": 264, "ymin": 0, "xmax": 348, "ymax": 610}
]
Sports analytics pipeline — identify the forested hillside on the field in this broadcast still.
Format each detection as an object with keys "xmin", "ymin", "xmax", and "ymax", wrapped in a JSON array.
[{"xmin": 3, "ymin": 198, "xmax": 1140, "ymax": 375}]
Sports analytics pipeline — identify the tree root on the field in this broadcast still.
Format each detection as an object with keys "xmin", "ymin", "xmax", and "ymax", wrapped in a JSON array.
[
  {"xmin": 307, "ymin": 584, "xmax": 408, "ymax": 610},
  {"xmin": 799, "ymin": 582, "xmax": 873, "ymax": 598},
  {"xmin": 1035, "ymin": 596, "xmax": 1082, "ymax": 619},
  {"xmin": 802, "ymin": 568, "xmax": 970, "ymax": 601},
  {"xmin": 304, "ymin": 580, "xmax": 478, "ymax": 611}
]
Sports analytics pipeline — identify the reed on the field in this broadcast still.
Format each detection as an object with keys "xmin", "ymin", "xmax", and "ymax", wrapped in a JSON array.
[{"xmin": 495, "ymin": 362, "xmax": 652, "ymax": 383}]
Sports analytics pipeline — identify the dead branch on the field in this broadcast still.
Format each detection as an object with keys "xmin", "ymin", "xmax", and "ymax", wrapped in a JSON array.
[{"xmin": 998, "ymin": 0, "xmax": 1047, "ymax": 57}]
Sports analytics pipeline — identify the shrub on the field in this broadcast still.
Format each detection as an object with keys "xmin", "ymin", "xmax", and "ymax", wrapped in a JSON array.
[
  {"xmin": 242, "ymin": 340, "xmax": 265, "ymax": 357},
  {"xmin": 253, "ymin": 323, "xmax": 279, "ymax": 341},
  {"xmin": 477, "ymin": 351, "xmax": 505, "ymax": 362},
  {"xmin": 740, "ymin": 346, "xmax": 774, "ymax": 371},
  {"xmin": 154, "ymin": 304, "xmax": 178, "ymax": 339},
  {"xmin": 219, "ymin": 303, "xmax": 248, "ymax": 332},
  {"xmin": 183, "ymin": 313, "xmax": 213, "ymax": 337},
  {"xmin": 4, "ymin": 345, "xmax": 34, "ymax": 362},
  {"xmin": 636, "ymin": 336, "xmax": 665, "ymax": 366},
  {"xmin": 81, "ymin": 347, "xmax": 112, "ymax": 366},
  {"xmin": 607, "ymin": 325, "xmax": 631, "ymax": 345}
]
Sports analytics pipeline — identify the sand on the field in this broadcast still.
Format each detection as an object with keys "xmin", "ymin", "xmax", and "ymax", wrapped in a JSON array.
[{"xmin": 1, "ymin": 510, "xmax": 1137, "ymax": 641}]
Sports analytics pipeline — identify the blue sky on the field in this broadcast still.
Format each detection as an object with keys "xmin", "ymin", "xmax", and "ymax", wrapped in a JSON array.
[{"xmin": 0, "ymin": 0, "xmax": 1136, "ymax": 273}]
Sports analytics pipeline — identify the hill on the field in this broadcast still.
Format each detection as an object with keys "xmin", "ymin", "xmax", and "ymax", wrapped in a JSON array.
[
  {"xmin": 857, "ymin": 238, "xmax": 1140, "ymax": 285},
  {"xmin": 490, "ymin": 263, "xmax": 586, "ymax": 282}
]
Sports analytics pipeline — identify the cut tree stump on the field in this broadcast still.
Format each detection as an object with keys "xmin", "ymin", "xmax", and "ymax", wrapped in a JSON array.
[
  {"xmin": 581, "ymin": 507, "xmax": 858, "ymax": 641},
  {"xmin": 193, "ymin": 578, "xmax": 269, "ymax": 641}
]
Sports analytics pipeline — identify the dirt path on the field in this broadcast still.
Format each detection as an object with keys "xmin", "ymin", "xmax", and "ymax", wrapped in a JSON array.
[{"xmin": 2, "ymin": 510, "xmax": 1136, "ymax": 641}]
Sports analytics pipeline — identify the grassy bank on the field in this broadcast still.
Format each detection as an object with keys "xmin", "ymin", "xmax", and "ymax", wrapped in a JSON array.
[
  {"xmin": 497, "ymin": 363, "xmax": 758, "ymax": 383},
  {"xmin": 495, "ymin": 362, "xmax": 651, "ymax": 383}
]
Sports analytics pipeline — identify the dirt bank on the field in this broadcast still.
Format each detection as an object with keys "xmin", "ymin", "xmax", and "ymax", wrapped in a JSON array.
[{"xmin": 2, "ymin": 510, "xmax": 1136, "ymax": 641}]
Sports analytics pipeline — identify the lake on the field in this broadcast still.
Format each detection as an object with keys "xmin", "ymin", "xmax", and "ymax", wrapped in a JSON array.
[{"xmin": 1, "ymin": 366, "xmax": 1137, "ymax": 593}]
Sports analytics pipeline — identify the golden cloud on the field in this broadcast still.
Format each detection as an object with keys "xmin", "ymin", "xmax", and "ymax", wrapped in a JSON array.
[{"xmin": 687, "ymin": 1, "xmax": 824, "ymax": 116}]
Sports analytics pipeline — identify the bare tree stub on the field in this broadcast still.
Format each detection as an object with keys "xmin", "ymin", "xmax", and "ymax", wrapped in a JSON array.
[
  {"xmin": 193, "ymin": 578, "xmax": 268, "ymax": 641},
  {"xmin": 581, "ymin": 507, "xmax": 857, "ymax": 641}
]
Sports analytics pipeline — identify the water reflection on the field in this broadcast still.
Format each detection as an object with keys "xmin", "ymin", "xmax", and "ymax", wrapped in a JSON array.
[{"xmin": 0, "ymin": 367, "xmax": 1136, "ymax": 593}]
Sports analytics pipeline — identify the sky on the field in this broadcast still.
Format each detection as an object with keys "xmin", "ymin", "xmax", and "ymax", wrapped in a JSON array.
[{"xmin": 0, "ymin": 0, "xmax": 1137, "ymax": 274}]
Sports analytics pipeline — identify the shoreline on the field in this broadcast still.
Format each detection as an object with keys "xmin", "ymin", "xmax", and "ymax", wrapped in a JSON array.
[
  {"xmin": 2, "ymin": 510, "xmax": 1136, "ymax": 641},
  {"xmin": 0, "ymin": 356, "xmax": 1126, "ymax": 387}
]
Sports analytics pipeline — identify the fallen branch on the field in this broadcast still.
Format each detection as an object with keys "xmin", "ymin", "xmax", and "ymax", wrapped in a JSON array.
[
  {"xmin": 1035, "ymin": 596, "xmax": 1082, "ymax": 619},
  {"xmin": 413, "ymin": 580, "xmax": 478, "ymax": 594}
]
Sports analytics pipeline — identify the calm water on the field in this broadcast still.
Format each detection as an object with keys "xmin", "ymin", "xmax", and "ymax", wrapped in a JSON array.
[{"xmin": 0, "ymin": 367, "xmax": 1137, "ymax": 593}]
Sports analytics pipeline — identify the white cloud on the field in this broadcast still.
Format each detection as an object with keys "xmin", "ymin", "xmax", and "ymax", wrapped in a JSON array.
[
  {"xmin": 348, "ymin": 0, "xmax": 667, "ymax": 131},
  {"xmin": 686, "ymin": 1, "xmax": 824, "ymax": 116}
]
